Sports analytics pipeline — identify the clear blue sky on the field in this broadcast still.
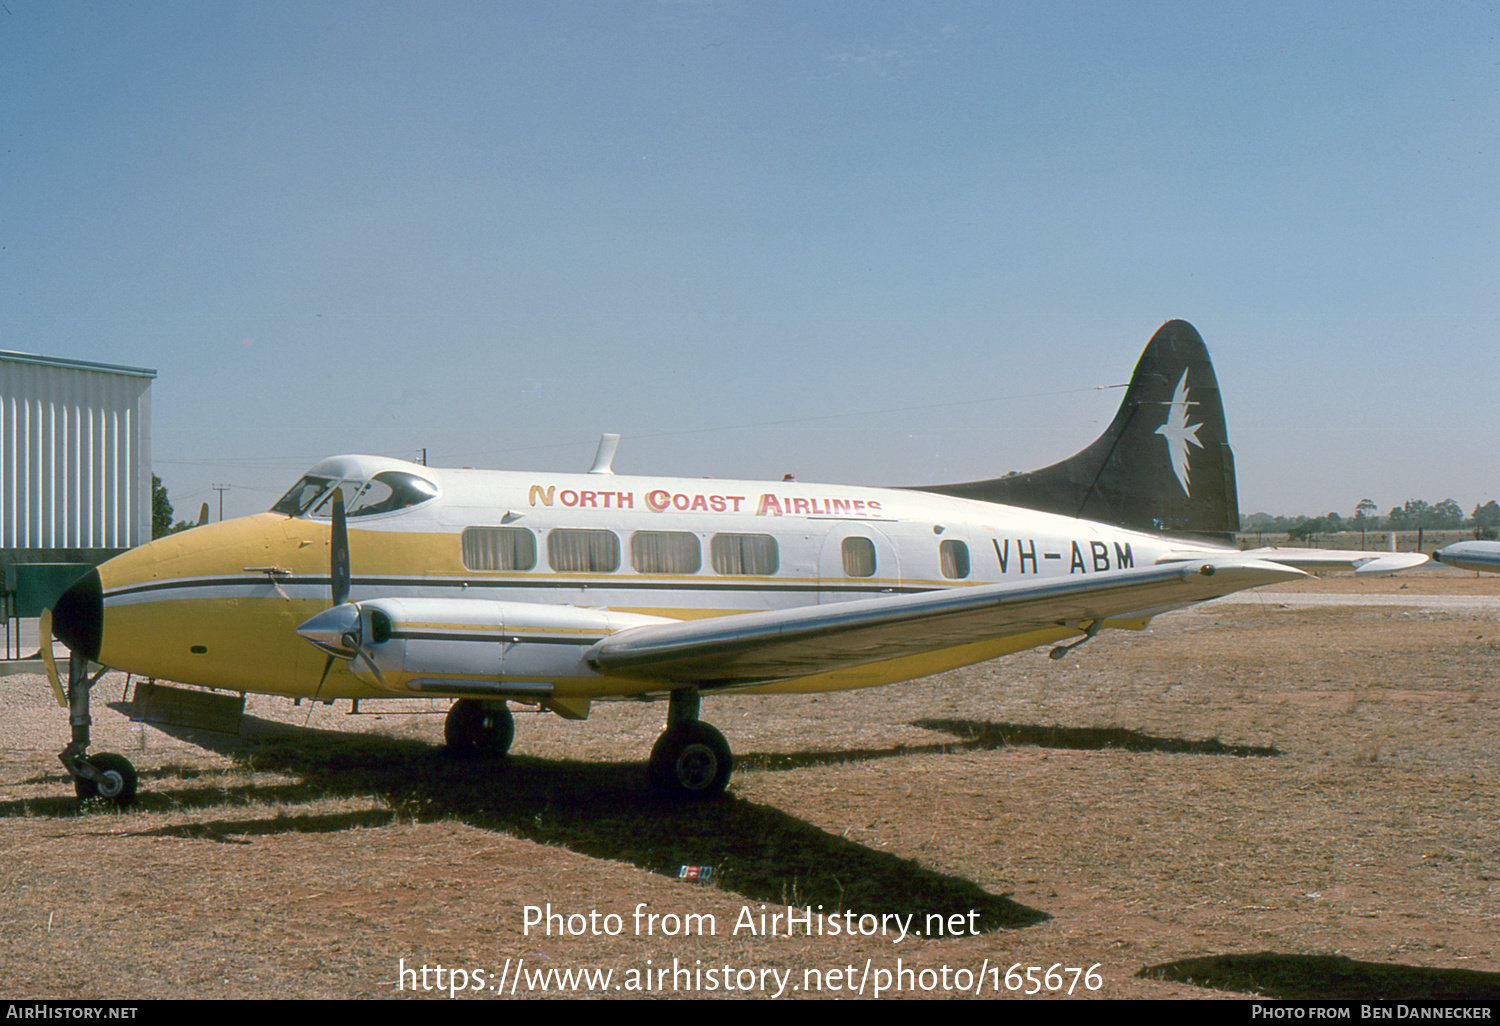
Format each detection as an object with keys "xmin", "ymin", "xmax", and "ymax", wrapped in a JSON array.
[{"xmin": 4, "ymin": 1, "xmax": 1496, "ymax": 522}]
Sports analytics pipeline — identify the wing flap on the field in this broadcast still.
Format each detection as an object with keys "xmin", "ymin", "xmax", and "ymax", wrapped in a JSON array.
[{"xmin": 586, "ymin": 558, "xmax": 1303, "ymax": 686}]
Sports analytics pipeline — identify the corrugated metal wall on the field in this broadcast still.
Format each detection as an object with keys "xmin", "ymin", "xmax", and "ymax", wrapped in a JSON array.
[{"xmin": 0, "ymin": 353, "xmax": 155, "ymax": 549}]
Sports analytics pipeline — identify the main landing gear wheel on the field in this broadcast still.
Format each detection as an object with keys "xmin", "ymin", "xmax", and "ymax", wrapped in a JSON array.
[
  {"xmin": 73, "ymin": 752, "xmax": 138, "ymax": 806},
  {"xmin": 649, "ymin": 721, "xmax": 732, "ymax": 801},
  {"xmin": 444, "ymin": 699, "xmax": 515, "ymax": 757}
]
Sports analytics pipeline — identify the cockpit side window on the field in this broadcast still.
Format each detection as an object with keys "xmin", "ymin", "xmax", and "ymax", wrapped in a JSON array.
[{"xmin": 344, "ymin": 472, "xmax": 439, "ymax": 517}]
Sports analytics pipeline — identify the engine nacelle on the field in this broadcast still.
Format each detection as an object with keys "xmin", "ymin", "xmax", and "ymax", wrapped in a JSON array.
[{"xmin": 301, "ymin": 598, "xmax": 674, "ymax": 694}]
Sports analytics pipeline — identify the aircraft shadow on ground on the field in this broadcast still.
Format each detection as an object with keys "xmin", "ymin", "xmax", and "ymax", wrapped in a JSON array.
[
  {"xmin": 701, "ymin": 717, "xmax": 1279, "ymax": 776},
  {"xmin": 11, "ymin": 707, "xmax": 1045, "ymax": 932},
  {"xmin": 1140, "ymin": 952, "xmax": 1500, "ymax": 1001},
  {"xmin": 914, "ymin": 718, "xmax": 1281, "ymax": 758}
]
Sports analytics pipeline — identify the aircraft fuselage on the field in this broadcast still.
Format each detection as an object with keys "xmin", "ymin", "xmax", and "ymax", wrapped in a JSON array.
[
  {"xmin": 73, "ymin": 454, "xmax": 1199, "ymax": 705},
  {"xmin": 1433, "ymin": 540, "xmax": 1500, "ymax": 574}
]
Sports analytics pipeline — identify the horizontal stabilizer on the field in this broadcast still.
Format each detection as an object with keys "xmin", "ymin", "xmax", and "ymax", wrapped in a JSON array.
[{"xmin": 1228, "ymin": 547, "xmax": 1430, "ymax": 575}]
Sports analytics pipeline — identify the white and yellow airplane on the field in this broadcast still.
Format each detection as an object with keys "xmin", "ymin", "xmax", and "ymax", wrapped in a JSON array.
[{"xmin": 44, "ymin": 320, "xmax": 1426, "ymax": 804}]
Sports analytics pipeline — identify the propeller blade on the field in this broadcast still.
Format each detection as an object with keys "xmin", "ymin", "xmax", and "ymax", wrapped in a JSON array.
[
  {"xmin": 330, "ymin": 487, "xmax": 350, "ymax": 606},
  {"xmin": 299, "ymin": 485, "xmax": 374, "ymax": 699},
  {"xmin": 352, "ymin": 642, "xmax": 388, "ymax": 688},
  {"xmin": 39, "ymin": 609, "xmax": 66, "ymax": 709},
  {"xmin": 314, "ymin": 653, "xmax": 336, "ymax": 693}
]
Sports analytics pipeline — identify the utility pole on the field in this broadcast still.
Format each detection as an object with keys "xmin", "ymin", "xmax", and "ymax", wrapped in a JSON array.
[{"xmin": 211, "ymin": 484, "xmax": 230, "ymax": 521}]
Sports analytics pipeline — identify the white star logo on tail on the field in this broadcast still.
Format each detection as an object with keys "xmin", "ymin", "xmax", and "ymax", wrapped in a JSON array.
[{"xmin": 1154, "ymin": 369, "xmax": 1202, "ymax": 496}]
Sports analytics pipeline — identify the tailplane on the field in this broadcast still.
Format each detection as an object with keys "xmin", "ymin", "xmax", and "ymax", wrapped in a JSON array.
[{"xmin": 917, "ymin": 319, "xmax": 1239, "ymax": 543}]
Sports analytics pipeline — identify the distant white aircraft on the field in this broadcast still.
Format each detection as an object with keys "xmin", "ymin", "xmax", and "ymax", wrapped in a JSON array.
[
  {"xmin": 45, "ymin": 320, "xmax": 1427, "ymax": 805},
  {"xmin": 1432, "ymin": 541, "xmax": 1500, "ymax": 573}
]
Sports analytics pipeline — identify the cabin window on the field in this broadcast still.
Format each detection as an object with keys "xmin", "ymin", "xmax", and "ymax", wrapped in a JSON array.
[
  {"xmin": 842, "ymin": 536, "xmax": 877, "ymax": 578},
  {"xmin": 631, "ymin": 531, "xmax": 702, "ymax": 574},
  {"xmin": 462, "ymin": 527, "xmax": 538, "ymax": 571},
  {"xmin": 547, "ymin": 528, "xmax": 621, "ymax": 573},
  {"xmin": 940, "ymin": 539, "xmax": 970, "ymax": 579},
  {"xmin": 710, "ymin": 533, "xmax": 779, "ymax": 575}
]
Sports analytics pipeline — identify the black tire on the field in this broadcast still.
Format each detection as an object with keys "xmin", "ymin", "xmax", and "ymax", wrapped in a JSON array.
[
  {"xmin": 74, "ymin": 753, "xmax": 138, "ymax": 806},
  {"xmin": 444, "ymin": 699, "xmax": 514, "ymax": 757},
  {"xmin": 649, "ymin": 721, "xmax": 732, "ymax": 800}
]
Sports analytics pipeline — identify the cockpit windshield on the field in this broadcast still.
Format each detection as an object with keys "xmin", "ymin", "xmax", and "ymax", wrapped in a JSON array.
[
  {"xmin": 270, "ymin": 471, "xmax": 438, "ymax": 519},
  {"xmin": 271, "ymin": 476, "xmax": 335, "ymax": 516}
]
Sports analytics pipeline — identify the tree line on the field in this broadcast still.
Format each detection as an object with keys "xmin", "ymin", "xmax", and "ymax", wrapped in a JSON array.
[{"xmin": 1242, "ymin": 499, "xmax": 1500, "ymax": 541}]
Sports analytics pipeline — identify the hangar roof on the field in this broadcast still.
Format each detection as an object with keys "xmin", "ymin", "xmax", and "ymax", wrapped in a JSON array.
[{"xmin": 0, "ymin": 350, "xmax": 156, "ymax": 379}]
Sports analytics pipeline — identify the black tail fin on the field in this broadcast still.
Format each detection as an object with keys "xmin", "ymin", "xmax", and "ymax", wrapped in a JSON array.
[{"xmin": 917, "ymin": 319, "xmax": 1239, "ymax": 542}]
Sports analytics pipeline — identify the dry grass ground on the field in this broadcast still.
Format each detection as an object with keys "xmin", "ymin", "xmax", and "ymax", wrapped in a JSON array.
[{"xmin": 1, "ymin": 567, "xmax": 1498, "ymax": 1000}]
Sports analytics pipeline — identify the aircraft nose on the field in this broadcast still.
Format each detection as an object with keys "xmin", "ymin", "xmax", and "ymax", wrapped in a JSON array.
[{"xmin": 52, "ymin": 568, "xmax": 103, "ymax": 661}]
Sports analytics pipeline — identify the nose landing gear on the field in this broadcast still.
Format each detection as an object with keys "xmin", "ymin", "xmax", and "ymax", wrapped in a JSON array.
[{"xmin": 57, "ymin": 651, "xmax": 138, "ymax": 807}]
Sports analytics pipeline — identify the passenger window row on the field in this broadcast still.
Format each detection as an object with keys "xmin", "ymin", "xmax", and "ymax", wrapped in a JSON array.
[
  {"xmin": 461, "ymin": 527, "xmax": 970, "ymax": 579},
  {"xmin": 462, "ymin": 528, "xmax": 779, "ymax": 575}
]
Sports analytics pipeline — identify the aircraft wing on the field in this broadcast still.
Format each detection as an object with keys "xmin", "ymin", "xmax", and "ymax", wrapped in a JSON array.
[
  {"xmin": 586, "ymin": 557, "xmax": 1303, "ymax": 687},
  {"xmin": 1205, "ymin": 547, "xmax": 1429, "ymax": 575}
]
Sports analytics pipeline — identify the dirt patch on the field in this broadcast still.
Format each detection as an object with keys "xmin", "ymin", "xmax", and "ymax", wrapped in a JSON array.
[{"xmin": 1, "ymin": 573, "xmax": 1497, "ymax": 1000}]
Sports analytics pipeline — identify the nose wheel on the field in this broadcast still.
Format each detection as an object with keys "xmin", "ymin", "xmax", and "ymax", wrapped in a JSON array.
[{"xmin": 73, "ymin": 752, "xmax": 139, "ymax": 803}]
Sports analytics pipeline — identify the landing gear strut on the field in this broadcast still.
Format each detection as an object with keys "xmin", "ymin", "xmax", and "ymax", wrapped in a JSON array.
[
  {"xmin": 59, "ymin": 651, "xmax": 138, "ymax": 806},
  {"xmin": 648, "ymin": 688, "xmax": 732, "ymax": 801},
  {"xmin": 445, "ymin": 698, "xmax": 515, "ymax": 757}
]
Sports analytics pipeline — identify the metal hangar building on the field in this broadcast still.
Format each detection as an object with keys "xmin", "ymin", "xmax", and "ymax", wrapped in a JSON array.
[{"xmin": 1, "ymin": 350, "xmax": 157, "ymax": 595}]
